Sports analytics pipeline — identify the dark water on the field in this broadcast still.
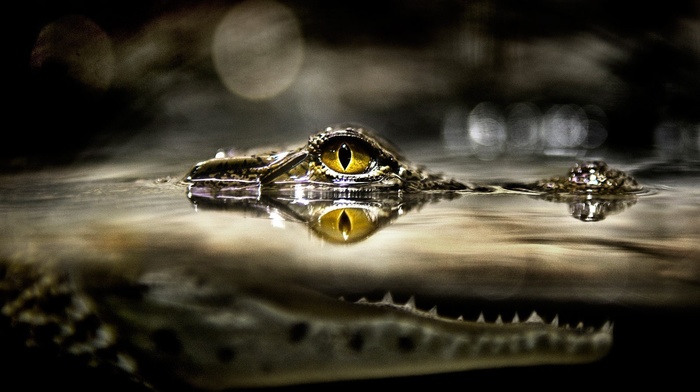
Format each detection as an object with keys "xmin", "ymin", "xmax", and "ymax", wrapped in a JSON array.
[{"xmin": 1, "ymin": 142, "xmax": 698, "ymax": 389}]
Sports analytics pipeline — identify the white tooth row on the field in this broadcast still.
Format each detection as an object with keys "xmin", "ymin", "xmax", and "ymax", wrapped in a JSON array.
[{"xmin": 342, "ymin": 292, "xmax": 613, "ymax": 333}]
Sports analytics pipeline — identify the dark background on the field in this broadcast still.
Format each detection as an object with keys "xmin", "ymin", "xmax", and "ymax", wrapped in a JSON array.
[{"xmin": 9, "ymin": 0, "xmax": 700, "ymax": 169}]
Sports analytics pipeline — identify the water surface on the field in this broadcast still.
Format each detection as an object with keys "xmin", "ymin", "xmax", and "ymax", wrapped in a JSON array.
[{"xmin": 1, "ymin": 144, "xmax": 698, "ymax": 389}]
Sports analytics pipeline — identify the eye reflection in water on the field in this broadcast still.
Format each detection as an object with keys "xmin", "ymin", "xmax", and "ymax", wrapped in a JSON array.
[
  {"xmin": 186, "ymin": 188, "xmax": 448, "ymax": 244},
  {"xmin": 316, "ymin": 207, "xmax": 375, "ymax": 242}
]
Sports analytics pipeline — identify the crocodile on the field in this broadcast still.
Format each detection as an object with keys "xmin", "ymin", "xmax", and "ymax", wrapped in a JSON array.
[
  {"xmin": 184, "ymin": 124, "xmax": 641, "ymax": 196},
  {"xmin": 185, "ymin": 124, "xmax": 643, "ymax": 241},
  {"xmin": 2, "ymin": 124, "xmax": 645, "ymax": 390}
]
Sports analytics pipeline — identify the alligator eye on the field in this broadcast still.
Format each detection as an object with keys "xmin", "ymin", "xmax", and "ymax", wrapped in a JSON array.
[{"xmin": 320, "ymin": 138, "xmax": 373, "ymax": 174}]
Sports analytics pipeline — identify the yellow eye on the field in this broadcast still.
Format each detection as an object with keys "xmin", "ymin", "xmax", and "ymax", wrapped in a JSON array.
[
  {"xmin": 320, "ymin": 138, "xmax": 373, "ymax": 174},
  {"xmin": 315, "ymin": 208, "xmax": 375, "ymax": 243}
]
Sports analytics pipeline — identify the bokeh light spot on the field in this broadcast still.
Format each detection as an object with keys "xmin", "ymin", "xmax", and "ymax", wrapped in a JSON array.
[
  {"xmin": 30, "ymin": 15, "xmax": 115, "ymax": 91},
  {"xmin": 542, "ymin": 104, "xmax": 588, "ymax": 150},
  {"xmin": 212, "ymin": 0, "xmax": 304, "ymax": 100},
  {"xmin": 468, "ymin": 102, "xmax": 506, "ymax": 159},
  {"xmin": 444, "ymin": 102, "xmax": 612, "ymax": 157}
]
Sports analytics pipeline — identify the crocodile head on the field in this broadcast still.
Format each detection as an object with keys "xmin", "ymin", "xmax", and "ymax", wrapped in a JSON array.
[{"xmin": 184, "ymin": 124, "xmax": 468, "ymax": 194}]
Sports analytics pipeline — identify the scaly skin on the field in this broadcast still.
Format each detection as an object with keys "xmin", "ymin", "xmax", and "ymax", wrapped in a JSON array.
[
  {"xmin": 1, "ymin": 262, "xmax": 612, "ymax": 389},
  {"xmin": 531, "ymin": 161, "xmax": 643, "ymax": 194},
  {"xmin": 184, "ymin": 124, "xmax": 468, "ymax": 193}
]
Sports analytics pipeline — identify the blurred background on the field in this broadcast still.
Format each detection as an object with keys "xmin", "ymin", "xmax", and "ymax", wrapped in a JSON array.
[{"xmin": 9, "ymin": 0, "xmax": 700, "ymax": 169}]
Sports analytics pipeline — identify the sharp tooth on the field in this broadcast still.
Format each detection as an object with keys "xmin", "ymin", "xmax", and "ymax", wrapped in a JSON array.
[
  {"xmin": 551, "ymin": 314, "xmax": 559, "ymax": 327},
  {"xmin": 382, "ymin": 292, "xmax": 394, "ymax": 305},
  {"xmin": 477, "ymin": 312, "xmax": 485, "ymax": 323},
  {"xmin": 428, "ymin": 306, "xmax": 438, "ymax": 316},
  {"xmin": 601, "ymin": 321, "xmax": 613, "ymax": 332},
  {"xmin": 526, "ymin": 311, "xmax": 543, "ymax": 324},
  {"xmin": 356, "ymin": 297, "xmax": 368, "ymax": 304},
  {"xmin": 457, "ymin": 315, "xmax": 464, "ymax": 321},
  {"xmin": 576, "ymin": 322, "xmax": 584, "ymax": 330},
  {"xmin": 404, "ymin": 296, "xmax": 416, "ymax": 310},
  {"xmin": 512, "ymin": 313, "xmax": 520, "ymax": 323},
  {"xmin": 495, "ymin": 315, "xmax": 503, "ymax": 324}
]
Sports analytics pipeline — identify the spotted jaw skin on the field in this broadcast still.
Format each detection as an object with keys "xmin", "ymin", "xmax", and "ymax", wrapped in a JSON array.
[
  {"xmin": 106, "ymin": 278, "xmax": 613, "ymax": 389},
  {"xmin": 132, "ymin": 285, "xmax": 613, "ymax": 389},
  {"xmin": 3, "ymin": 258, "xmax": 612, "ymax": 390},
  {"xmin": 1, "ymin": 262, "xmax": 612, "ymax": 390}
]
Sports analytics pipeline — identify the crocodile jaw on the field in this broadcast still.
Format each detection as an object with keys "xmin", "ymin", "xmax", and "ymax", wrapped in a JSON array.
[{"xmin": 101, "ymin": 275, "xmax": 613, "ymax": 389}]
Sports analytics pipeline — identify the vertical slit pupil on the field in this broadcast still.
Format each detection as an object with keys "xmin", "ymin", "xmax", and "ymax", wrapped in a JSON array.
[
  {"xmin": 338, "ymin": 210, "xmax": 352, "ymax": 237},
  {"xmin": 338, "ymin": 143, "xmax": 352, "ymax": 170}
]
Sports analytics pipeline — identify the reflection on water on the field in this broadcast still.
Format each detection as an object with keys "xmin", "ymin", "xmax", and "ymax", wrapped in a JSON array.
[
  {"xmin": 188, "ymin": 183, "xmax": 640, "ymax": 244},
  {"xmin": 547, "ymin": 194, "xmax": 638, "ymax": 222},
  {"xmin": 188, "ymin": 190, "xmax": 457, "ymax": 244}
]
